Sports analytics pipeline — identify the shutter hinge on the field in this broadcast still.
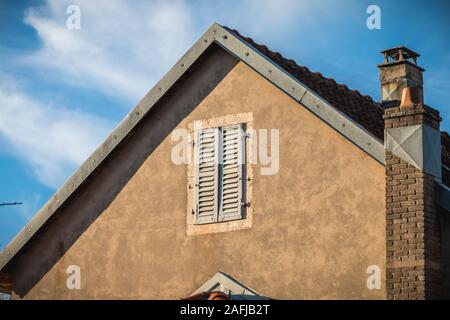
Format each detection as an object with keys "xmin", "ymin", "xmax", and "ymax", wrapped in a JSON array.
[{"xmin": 241, "ymin": 202, "xmax": 251, "ymax": 208}]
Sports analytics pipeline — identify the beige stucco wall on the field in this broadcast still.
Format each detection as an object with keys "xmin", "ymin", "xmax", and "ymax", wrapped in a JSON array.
[{"xmin": 10, "ymin": 47, "xmax": 386, "ymax": 299}]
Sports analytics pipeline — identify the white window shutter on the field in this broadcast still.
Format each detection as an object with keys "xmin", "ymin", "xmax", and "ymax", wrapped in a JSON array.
[
  {"xmin": 218, "ymin": 124, "xmax": 245, "ymax": 222},
  {"xmin": 195, "ymin": 127, "xmax": 220, "ymax": 224}
]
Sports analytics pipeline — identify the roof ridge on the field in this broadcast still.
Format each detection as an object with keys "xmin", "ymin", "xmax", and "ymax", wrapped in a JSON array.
[
  {"xmin": 225, "ymin": 27, "xmax": 382, "ymax": 109},
  {"xmin": 225, "ymin": 27, "xmax": 387, "ymax": 140}
]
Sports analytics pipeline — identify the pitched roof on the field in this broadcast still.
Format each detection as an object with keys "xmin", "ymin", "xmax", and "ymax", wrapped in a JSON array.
[
  {"xmin": 226, "ymin": 27, "xmax": 385, "ymax": 140},
  {"xmin": 0, "ymin": 23, "xmax": 448, "ymax": 271},
  {"xmin": 189, "ymin": 271, "xmax": 267, "ymax": 300},
  {"xmin": 226, "ymin": 27, "xmax": 450, "ymax": 187}
]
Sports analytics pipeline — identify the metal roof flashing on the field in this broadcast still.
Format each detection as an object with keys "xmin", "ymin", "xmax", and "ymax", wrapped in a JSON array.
[{"xmin": 0, "ymin": 22, "xmax": 386, "ymax": 271}]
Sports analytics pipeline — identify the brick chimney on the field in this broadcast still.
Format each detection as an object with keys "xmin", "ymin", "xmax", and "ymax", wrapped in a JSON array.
[
  {"xmin": 378, "ymin": 46, "xmax": 424, "ymax": 109},
  {"xmin": 382, "ymin": 47, "xmax": 442, "ymax": 299}
]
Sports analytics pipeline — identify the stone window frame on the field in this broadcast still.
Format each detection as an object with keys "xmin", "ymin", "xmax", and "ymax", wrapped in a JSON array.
[{"xmin": 186, "ymin": 112, "xmax": 254, "ymax": 236}]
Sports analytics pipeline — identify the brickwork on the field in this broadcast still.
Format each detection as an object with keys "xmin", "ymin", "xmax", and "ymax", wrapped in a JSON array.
[
  {"xmin": 384, "ymin": 104, "xmax": 442, "ymax": 300},
  {"xmin": 383, "ymin": 105, "xmax": 441, "ymax": 129}
]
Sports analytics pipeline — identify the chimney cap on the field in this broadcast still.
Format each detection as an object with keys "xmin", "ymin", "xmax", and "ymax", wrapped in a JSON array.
[{"xmin": 380, "ymin": 46, "xmax": 420, "ymax": 65}]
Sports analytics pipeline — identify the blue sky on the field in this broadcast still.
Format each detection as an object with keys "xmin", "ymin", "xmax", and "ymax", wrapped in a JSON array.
[{"xmin": 0, "ymin": 0, "xmax": 449, "ymax": 250}]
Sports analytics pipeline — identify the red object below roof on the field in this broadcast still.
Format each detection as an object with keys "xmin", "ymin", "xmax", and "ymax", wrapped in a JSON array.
[{"xmin": 181, "ymin": 291, "xmax": 229, "ymax": 300}]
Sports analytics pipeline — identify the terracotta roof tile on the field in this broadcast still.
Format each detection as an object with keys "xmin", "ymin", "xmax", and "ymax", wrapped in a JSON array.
[
  {"xmin": 226, "ymin": 27, "xmax": 385, "ymax": 140},
  {"xmin": 226, "ymin": 27, "xmax": 450, "ymax": 187}
]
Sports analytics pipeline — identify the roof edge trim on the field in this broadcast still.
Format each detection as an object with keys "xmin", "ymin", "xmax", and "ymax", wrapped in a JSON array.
[
  {"xmin": 193, "ymin": 270, "xmax": 264, "ymax": 299},
  {"xmin": 0, "ymin": 23, "xmax": 217, "ymax": 270},
  {"xmin": 215, "ymin": 26, "xmax": 385, "ymax": 163},
  {"xmin": 0, "ymin": 22, "xmax": 385, "ymax": 271}
]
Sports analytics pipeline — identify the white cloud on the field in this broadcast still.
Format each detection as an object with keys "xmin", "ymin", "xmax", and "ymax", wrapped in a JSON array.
[
  {"xmin": 0, "ymin": 83, "xmax": 113, "ymax": 188},
  {"xmin": 198, "ymin": 0, "xmax": 341, "ymax": 45},
  {"xmin": 22, "ymin": 0, "xmax": 196, "ymax": 102},
  {"xmin": 21, "ymin": 0, "xmax": 336, "ymax": 102},
  {"xmin": 1, "ymin": 0, "xmax": 196, "ymax": 188},
  {"xmin": 1, "ymin": 0, "xmax": 336, "ymax": 190}
]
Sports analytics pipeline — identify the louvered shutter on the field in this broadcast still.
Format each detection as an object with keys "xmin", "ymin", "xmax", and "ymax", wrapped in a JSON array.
[
  {"xmin": 195, "ymin": 127, "xmax": 220, "ymax": 224},
  {"xmin": 218, "ymin": 124, "xmax": 245, "ymax": 222}
]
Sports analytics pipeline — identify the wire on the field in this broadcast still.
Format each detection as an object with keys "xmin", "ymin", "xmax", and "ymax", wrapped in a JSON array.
[{"xmin": 0, "ymin": 202, "xmax": 23, "ymax": 207}]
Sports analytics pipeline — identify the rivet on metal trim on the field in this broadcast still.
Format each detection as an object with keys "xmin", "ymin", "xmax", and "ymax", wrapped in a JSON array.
[
  {"xmin": 203, "ymin": 39, "xmax": 208, "ymax": 43},
  {"xmin": 222, "ymin": 35, "xmax": 228, "ymax": 39},
  {"xmin": 245, "ymin": 52, "xmax": 249, "ymax": 56},
  {"xmin": 181, "ymin": 63, "xmax": 185, "ymax": 67}
]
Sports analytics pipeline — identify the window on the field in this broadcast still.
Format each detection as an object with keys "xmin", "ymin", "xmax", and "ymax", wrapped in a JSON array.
[
  {"xmin": 194, "ymin": 123, "xmax": 246, "ymax": 224},
  {"xmin": 186, "ymin": 112, "xmax": 253, "ymax": 235}
]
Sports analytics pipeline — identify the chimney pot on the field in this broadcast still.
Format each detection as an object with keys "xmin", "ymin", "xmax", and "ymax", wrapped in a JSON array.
[
  {"xmin": 378, "ymin": 46, "xmax": 424, "ymax": 107},
  {"xmin": 400, "ymin": 86, "xmax": 422, "ymax": 108}
]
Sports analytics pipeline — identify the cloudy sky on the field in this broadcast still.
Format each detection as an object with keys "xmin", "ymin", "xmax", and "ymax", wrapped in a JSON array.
[{"xmin": 0, "ymin": 0, "xmax": 449, "ymax": 250}]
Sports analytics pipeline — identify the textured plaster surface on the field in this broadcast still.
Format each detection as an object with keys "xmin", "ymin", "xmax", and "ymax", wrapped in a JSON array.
[{"xmin": 9, "ymin": 47, "xmax": 386, "ymax": 299}]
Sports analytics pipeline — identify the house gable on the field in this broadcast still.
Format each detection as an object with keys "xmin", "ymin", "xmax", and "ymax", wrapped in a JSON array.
[
  {"xmin": 5, "ymin": 46, "xmax": 387, "ymax": 299},
  {"xmin": 0, "ymin": 23, "xmax": 387, "ymax": 273}
]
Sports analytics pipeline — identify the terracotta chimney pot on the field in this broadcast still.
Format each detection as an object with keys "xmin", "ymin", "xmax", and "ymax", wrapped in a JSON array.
[{"xmin": 400, "ymin": 86, "xmax": 422, "ymax": 108}]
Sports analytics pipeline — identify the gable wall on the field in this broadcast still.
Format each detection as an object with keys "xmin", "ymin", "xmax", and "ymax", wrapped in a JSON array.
[{"xmin": 10, "ymin": 47, "xmax": 386, "ymax": 299}]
